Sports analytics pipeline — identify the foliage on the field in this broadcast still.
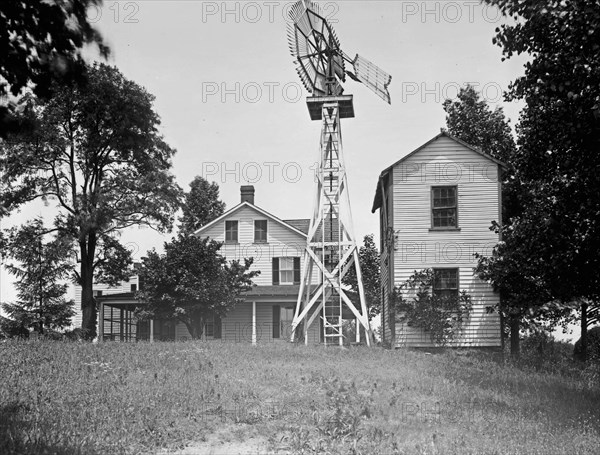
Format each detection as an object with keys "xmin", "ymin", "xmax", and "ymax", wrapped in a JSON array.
[
  {"xmin": 0, "ymin": 63, "xmax": 182, "ymax": 339},
  {"xmin": 137, "ymin": 235, "xmax": 259, "ymax": 339},
  {"xmin": 178, "ymin": 176, "xmax": 225, "ymax": 235},
  {"xmin": 478, "ymin": 0, "xmax": 600, "ymax": 359},
  {"xmin": 474, "ymin": 220, "xmax": 565, "ymax": 329},
  {"xmin": 443, "ymin": 84, "xmax": 516, "ymax": 164},
  {"xmin": 0, "ymin": 0, "xmax": 109, "ymax": 136},
  {"xmin": 574, "ymin": 326, "xmax": 600, "ymax": 362},
  {"xmin": 342, "ymin": 234, "xmax": 381, "ymax": 320},
  {"xmin": 443, "ymin": 84, "xmax": 520, "ymax": 220},
  {"xmin": 0, "ymin": 219, "xmax": 75, "ymax": 337},
  {"xmin": 392, "ymin": 269, "xmax": 472, "ymax": 346}
]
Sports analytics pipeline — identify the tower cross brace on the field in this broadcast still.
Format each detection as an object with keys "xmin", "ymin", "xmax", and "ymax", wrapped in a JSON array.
[{"xmin": 291, "ymin": 95, "xmax": 372, "ymax": 346}]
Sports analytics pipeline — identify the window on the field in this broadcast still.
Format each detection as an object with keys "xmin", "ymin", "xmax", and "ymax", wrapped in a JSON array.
[
  {"xmin": 431, "ymin": 186, "xmax": 458, "ymax": 228},
  {"xmin": 254, "ymin": 220, "xmax": 267, "ymax": 243},
  {"xmin": 433, "ymin": 268, "xmax": 459, "ymax": 299},
  {"xmin": 225, "ymin": 220, "xmax": 238, "ymax": 243},
  {"xmin": 279, "ymin": 257, "xmax": 294, "ymax": 284},
  {"xmin": 272, "ymin": 257, "xmax": 301, "ymax": 285},
  {"xmin": 130, "ymin": 284, "xmax": 137, "ymax": 292}
]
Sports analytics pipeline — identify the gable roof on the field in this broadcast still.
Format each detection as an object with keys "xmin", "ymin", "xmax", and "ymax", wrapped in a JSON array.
[
  {"xmin": 371, "ymin": 131, "xmax": 507, "ymax": 212},
  {"xmin": 194, "ymin": 201, "xmax": 308, "ymax": 238}
]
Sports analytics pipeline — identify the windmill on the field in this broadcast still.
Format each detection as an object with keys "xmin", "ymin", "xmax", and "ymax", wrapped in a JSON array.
[{"xmin": 287, "ymin": 0, "xmax": 391, "ymax": 346}]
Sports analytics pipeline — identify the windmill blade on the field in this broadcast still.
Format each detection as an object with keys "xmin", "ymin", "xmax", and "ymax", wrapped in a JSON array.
[
  {"xmin": 348, "ymin": 54, "xmax": 392, "ymax": 104},
  {"xmin": 287, "ymin": 0, "xmax": 345, "ymax": 97}
]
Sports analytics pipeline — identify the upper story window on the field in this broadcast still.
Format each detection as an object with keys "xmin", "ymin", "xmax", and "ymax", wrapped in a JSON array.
[
  {"xmin": 431, "ymin": 186, "xmax": 458, "ymax": 228},
  {"xmin": 225, "ymin": 220, "xmax": 238, "ymax": 243},
  {"xmin": 433, "ymin": 268, "xmax": 459, "ymax": 299},
  {"xmin": 254, "ymin": 220, "xmax": 267, "ymax": 243},
  {"xmin": 272, "ymin": 257, "xmax": 300, "ymax": 285}
]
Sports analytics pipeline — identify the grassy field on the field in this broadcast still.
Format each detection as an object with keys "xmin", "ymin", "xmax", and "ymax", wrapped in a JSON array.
[{"xmin": 0, "ymin": 339, "xmax": 599, "ymax": 455}]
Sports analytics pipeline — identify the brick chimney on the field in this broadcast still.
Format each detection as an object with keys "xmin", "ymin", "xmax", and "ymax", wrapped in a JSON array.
[{"xmin": 241, "ymin": 185, "xmax": 255, "ymax": 205}]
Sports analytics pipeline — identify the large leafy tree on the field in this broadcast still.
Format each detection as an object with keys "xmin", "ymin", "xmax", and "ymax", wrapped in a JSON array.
[
  {"xmin": 0, "ymin": 0, "xmax": 108, "ymax": 136},
  {"xmin": 443, "ymin": 84, "xmax": 520, "ymax": 221},
  {"xmin": 479, "ymin": 0, "xmax": 600, "ymax": 359},
  {"xmin": 0, "ymin": 63, "xmax": 182, "ymax": 339},
  {"xmin": 343, "ymin": 234, "xmax": 381, "ymax": 320},
  {"xmin": 443, "ymin": 84, "xmax": 516, "ymax": 165},
  {"xmin": 137, "ymin": 235, "xmax": 259, "ymax": 339},
  {"xmin": 178, "ymin": 176, "xmax": 225, "ymax": 235},
  {"xmin": 443, "ymin": 85, "xmax": 525, "ymax": 354},
  {"xmin": 0, "ymin": 219, "xmax": 75, "ymax": 337}
]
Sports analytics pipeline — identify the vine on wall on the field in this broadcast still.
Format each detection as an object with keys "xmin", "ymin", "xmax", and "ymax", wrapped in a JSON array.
[{"xmin": 391, "ymin": 269, "xmax": 472, "ymax": 346}]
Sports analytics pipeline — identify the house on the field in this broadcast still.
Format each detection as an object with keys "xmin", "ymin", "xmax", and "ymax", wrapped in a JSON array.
[
  {"xmin": 371, "ymin": 131, "xmax": 503, "ymax": 348},
  {"xmin": 96, "ymin": 185, "xmax": 322, "ymax": 343}
]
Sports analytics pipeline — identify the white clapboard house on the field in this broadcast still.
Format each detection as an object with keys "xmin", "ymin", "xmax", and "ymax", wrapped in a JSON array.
[
  {"xmin": 371, "ymin": 132, "xmax": 504, "ymax": 348},
  {"xmin": 92, "ymin": 186, "xmax": 322, "ymax": 343}
]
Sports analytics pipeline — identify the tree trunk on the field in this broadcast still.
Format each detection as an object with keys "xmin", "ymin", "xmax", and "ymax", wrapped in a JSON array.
[
  {"xmin": 80, "ymin": 235, "xmax": 97, "ymax": 340},
  {"xmin": 581, "ymin": 301, "xmax": 588, "ymax": 362},
  {"xmin": 186, "ymin": 315, "xmax": 204, "ymax": 340},
  {"xmin": 80, "ymin": 261, "xmax": 96, "ymax": 340},
  {"xmin": 510, "ymin": 314, "xmax": 520, "ymax": 358}
]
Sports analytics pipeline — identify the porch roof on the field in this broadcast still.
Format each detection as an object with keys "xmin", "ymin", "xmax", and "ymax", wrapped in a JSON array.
[{"xmin": 243, "ymin": 285, "xmax": 300, "ymax": 297}]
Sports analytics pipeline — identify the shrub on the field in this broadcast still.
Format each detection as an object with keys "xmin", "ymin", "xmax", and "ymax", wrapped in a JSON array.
[
  {"xmin": 392, "ymin": 269, "xmax": 472, "ymax": 346},
  {"xmin": 574, "ymin": 326, "xmax": 600, "ymax": 361}
]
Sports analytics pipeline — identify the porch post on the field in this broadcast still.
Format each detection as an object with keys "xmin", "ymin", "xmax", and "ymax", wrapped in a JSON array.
[
  {"xmin": 149, "ymin": 319, "xmax": 154, "ymax": 342},
  {"xmin": 252, "ymin": 301, "xmax": 257, "ymax": 345},
  {"xmin": 98, "ymin": 301, "xmax": 104, "ymax": 342}
]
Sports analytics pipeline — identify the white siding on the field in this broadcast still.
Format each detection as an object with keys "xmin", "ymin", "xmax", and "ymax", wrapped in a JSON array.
[
  {"xmin": 388, "ymin": 136, "xmax": 501, "ymax": 347},
  {"xmin": 199, "ymin": 205, "xmax": 313, "ymax": 285}
]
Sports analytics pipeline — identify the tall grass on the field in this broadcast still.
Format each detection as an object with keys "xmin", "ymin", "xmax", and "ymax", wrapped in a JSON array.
[{"xmin": 0, "ymin": 338, "xmax": 598, "ymax": 454}]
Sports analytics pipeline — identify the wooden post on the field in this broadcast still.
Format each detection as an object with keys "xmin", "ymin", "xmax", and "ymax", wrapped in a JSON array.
[
  {"xmin": 98, "ymin": 301, "xmax": 104, "ymax": 342},
  {"xmin": 252, "ymin": 301, "xmax": 257, "ymax": 345},
  {"xmin": 150, "ymin": 319, "xmax": 154, "ymax": 343},
  {"xmin": 356, "ymin": 318, "xmax": 360, "ymax": 343}
]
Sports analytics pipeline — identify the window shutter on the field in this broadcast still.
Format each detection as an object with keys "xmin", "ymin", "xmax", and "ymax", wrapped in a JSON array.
[
  {"xmin": 293, "ymin": 257, "xmax": 301, "ymax": 284},
  {"xmin": 272, "ymin": 258, "xmax": 279, "ymax": 285},
  {"xmin": 272, "ymin": 305, "xmax": 280, "ymax": 339},
  {"xmin": 214, "ymin": 314, "xmax": 222, "ymax": 339}
]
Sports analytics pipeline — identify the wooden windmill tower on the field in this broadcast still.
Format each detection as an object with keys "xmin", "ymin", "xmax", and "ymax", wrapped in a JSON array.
[{"xmin": 287, "ymin": 0, "xmax": 392, "ymax": 346}]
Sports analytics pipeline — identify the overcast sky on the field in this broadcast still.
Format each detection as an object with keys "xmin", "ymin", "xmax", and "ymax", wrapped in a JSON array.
[{"xmin": 0, "ymin": 0, "xmax": 529, "ymax": 308}]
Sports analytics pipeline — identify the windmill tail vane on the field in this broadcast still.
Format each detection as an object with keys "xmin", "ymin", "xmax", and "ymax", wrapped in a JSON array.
[{"xmin": 345, "ymin": 53, "xmax": 393, "ymax": 104}]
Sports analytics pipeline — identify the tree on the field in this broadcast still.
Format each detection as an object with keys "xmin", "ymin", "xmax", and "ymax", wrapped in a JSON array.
[
  {"xmin": 443, "ymin": 84, "xmax": 516, "ymax": 165},
  {"xmin": 0, "ymin": 0, "xmax": 109, "ymax": 136},
  {"xmin": 479, "ymin": 0, "xmax": 600, "ymax": 359},
  {"xmin": 443, "ymin": 84, "xmax": 519, "ymax": 221},
  {"xmin": 137, "ymin": 235, "xmax": 259, "ymax": 339},
  {"xmin": 342, "ymin": 234, "xmax": 381, "ymax": 320},
  {"xmin": 178, "ymin": 176, "xmax": 225, "ymax": 235},
  {"xmin": 0, "ymin": 63, "xmax": 182, "ymax": 339},
  {"xmin": 443, "ymin": 85, "xmax": 526, "ymax": 354},
  {"xmin": 0, "ymin": 219, "xmax": 75, "ymax": 337}
]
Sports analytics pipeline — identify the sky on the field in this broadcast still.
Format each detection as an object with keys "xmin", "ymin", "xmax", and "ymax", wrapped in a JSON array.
[{"xmin": 1, "ymin": 0, "xmax": 548, "ymax": 332}]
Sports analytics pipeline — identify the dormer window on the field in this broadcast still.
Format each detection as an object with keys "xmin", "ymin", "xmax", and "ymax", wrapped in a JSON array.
[{"xmin": 254, "ymin": 220, "xmax": 267, "ymax": 243}]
